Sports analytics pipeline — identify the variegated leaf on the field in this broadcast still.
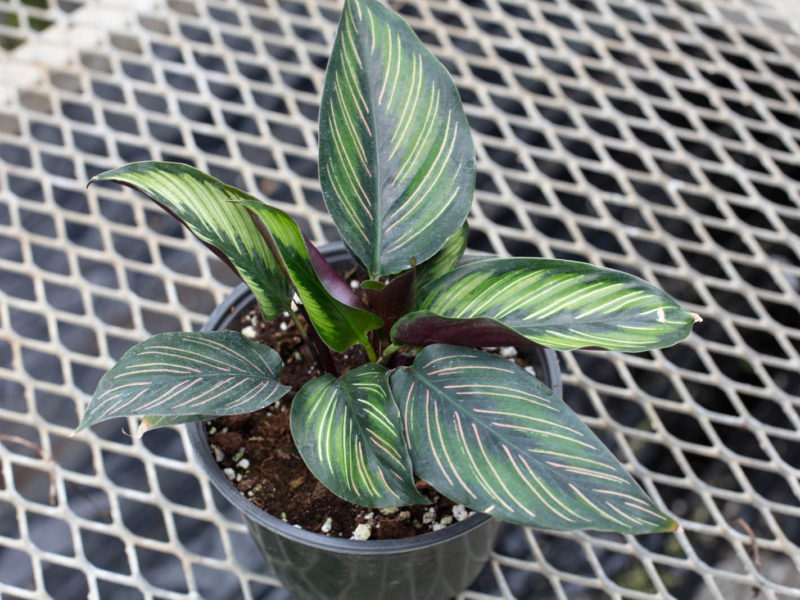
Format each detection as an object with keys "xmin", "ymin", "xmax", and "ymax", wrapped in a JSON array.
[
  {"xmin": 235, "ymin": 198, "xmax": 382, "ymax": 354},
  {"xmin": 90, "ymin": 162, "xmax": 292, "ymax": 319},
  {"xmin": 77, "ymin": 331, "xmax": 289, "ymax": 431},
  {"xmin": 391, "ymin": 345, "xmax": 675, "ymax": 533},
  {"xmin": 415, "ymin": 222, "xmax": 469, "ymax": 291},
  {"xmin": 319, "ymin": 0, "xmax": 474, "ymax": 278},
  {"xmin": 291, "ymin": 363, "xmax": 427, "ymax": 507},
  {"xmin": 394, "ymin": 258, "xmax": 695, "ymax": 352}
]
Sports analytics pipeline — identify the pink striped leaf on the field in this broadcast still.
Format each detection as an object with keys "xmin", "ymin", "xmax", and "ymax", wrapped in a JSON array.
[
  {"xmin": 77, "ymin": 331, "xmax": 289, "ymax": 432},
  {"xmin": 391, "ymin": 344, "xmax": 676, "ymax": 533},
  {"xmin": 319, "ymin": 0, "xmax": 474, "ymax": 278},
  {"xmin": 291, "ymin": 363, "xmax": 427, "ymax": 507}
]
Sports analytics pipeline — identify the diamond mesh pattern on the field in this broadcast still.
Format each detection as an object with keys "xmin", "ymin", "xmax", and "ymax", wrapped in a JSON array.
[{"xmin": 1, "ymin": 0, "xmax": 799, "ymax": 598}]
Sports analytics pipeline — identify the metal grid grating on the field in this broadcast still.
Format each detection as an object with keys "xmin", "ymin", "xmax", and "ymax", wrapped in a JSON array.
[{"xmin": 1, "ymin": 0, "xmax": 799, "ymax": 598}]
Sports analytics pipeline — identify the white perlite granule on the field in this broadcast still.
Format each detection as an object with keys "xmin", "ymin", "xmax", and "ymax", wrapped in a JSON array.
[
  {"xmin": 241, "ymin": 325, "xmax": 256, "ymax": 339},
  {"xmin": 223, "ymin": 468, "xmax": 235, "ymax": 481},
  {"xmin": 351, "ymin": 523, "xmax": 372, "ymax": 540},
  {"xmin": 321, "ymin": 517, "xmax": 333, "ymax": 533},
  {"xmin": 499, "ymin": 346, "xmax": 518, "ymax": 358},
  {"xmin": 379, "ymin": 507, "xmax": 398, "ymax": 515},
  {"xmin": 236, "ymin": 458, "xmax": 250, "ymax": 470},
  {"xmin": 422, "ymin": 507, "xmax": 436, "ymax": 525},
  {"xmin": 452, "ymin": 505, "xmax": 469, "ymax": 521}
]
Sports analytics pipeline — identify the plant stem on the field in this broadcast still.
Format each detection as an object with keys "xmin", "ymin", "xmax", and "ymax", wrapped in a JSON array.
[
  {"xmin": 378, "ymin": 343, "xmax": 402, "ymax": 364},
  {"xmin": 289, "ymin": 310, "xmax": 313, "ymax": 347},
  {"xmin": 295, "ymin": 307, "xmax": 338, "ymax": 376},
  {"xmin": 364, "ymin": 342, "xmax": 378, "ymax": 363}
]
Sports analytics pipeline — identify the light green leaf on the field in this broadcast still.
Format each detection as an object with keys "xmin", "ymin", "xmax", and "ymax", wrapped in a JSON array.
[
  {"xmin": 235, "ymin": 198, "xmax": 382, "ymax": 353},
  {"xmin": 90, "ymin": 162, "xmax": 292, "ymax": 319},
  {"xmin": 394, "ymin": 258, "xmax": 695, "ymax": 352},
  {"xmin": 319, "ymin": 0, "xmax": 474, "ymax": 278},
  {"xmin": 77, "ymin": 331, "xmax": 290, "ymax": 432},
  {"xmin": 136, "ymin": 414, "xmax": 211, "ymax": 438},
  {"xmin": 291, "ymin": 363, "xmax": 427, "ymax": 507},
  {"xmin": 391, "ymin": 345, "xmax": 676, "ymax": 533}
]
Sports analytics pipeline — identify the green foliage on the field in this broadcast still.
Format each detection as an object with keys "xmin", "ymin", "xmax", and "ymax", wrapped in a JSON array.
[
  {"xmin": 393, "ymin": 258, "xmax": 695, "ymax": 351},
  {"xmin": 391, "ymin": 345, "xmax": 674, "ymax": 532},
  {"xmin": 318, "ymin": 0, "xmax": 474, "ymax": 278},
  {"xmin": 91, "ymin": 163, "xmax": 293, "ymax": 320},
  {"xmin": 77, "ymin": 0, "xmax": 696, "ymax": 534},
  {"xmin": 291, "ymin": 363, "xmax": 427, "ymax": 507},
  {"xmin": 77, "ymin": 331, "xmax": 289, "ymax": 431},
  {"xmin": 235, "ymin": 198, "xmax": 382, "ymax": 353}
]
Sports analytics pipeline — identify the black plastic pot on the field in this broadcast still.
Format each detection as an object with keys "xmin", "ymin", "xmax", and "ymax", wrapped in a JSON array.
[{"xmin": 187, "ymin": 243, "xmax": 562, "ymax": 600}]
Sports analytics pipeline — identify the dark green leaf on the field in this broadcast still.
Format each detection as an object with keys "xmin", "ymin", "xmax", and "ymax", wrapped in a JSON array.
[
  {"xmin": 394, "ymin": 258, "xmax": 695, "ymax": 352},
  {"xmin": 319, "ymin": 0, "xmax": 474, "ymax": 278},
  {"xmin": 90, "ymin": 162, "xmax": 292, "ymax": 319},
  {"xmin": 291, "ymin": 363, "xmax": 427, "ymax": 507},
  {"xmin": 77, "ymin": 331, "xmax": 289, "ymax": 431},
  {"xmin": 391, "ymin": 345, "xmax": 675, "ymax": 532},
  {"xmin": 415, "ymin": 222, "xmax": 468, "ymax": 290},
  {"xmin": 235, "ymin": 198, "xmax": 382, "ymax": 353}
]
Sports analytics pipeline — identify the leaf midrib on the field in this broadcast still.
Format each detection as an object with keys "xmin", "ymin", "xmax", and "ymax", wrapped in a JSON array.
[
  {"xmin": 341, "ymin": 368, "xmax": 403, "ymax": 477},
  {"xmin": 401, "ymin": 364, "xmax": 566, "ymax": 478},
  {"xmin": 346, "ymin": 0, "xmax": 383, "ymax": 278}
]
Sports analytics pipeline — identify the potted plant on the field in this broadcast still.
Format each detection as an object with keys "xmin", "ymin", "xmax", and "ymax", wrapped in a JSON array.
[{"xmin": 76, "ymin": 0, "xmax": 698, "ymax": 598}]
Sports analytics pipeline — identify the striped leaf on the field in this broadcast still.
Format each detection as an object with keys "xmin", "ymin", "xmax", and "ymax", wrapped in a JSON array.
[
  {"xmin": 291, "ymin": 363, "xmax": 427, "ymax": 507},
  {"xmin": 90, "ymin": 162, "xmax": 292, "ymax": 320},
  {"xmin": 319, "ymin": 0, "xmax": 474, "ymax": 278},
  {"xmin": 415, "ymin": 222, "xmax": 469, "ymax": 290},
  {"xmin": 77, "ymin": 331, "xmax": 289, "ymax": 431},
  {"xmin": 235, "ymin": 198, "xmax": 382, "ymax": 353},
  {"xmin": 393, "ymin": 258, "xmax": 695, "ymax": 352},
  {"xmin": 391, "ymin": 345, "xmax": 675, "ymax": 532}
]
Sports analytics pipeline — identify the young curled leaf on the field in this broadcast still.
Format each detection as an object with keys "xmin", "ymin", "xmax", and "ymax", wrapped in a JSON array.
[
  {"xmin": 391, "ymin": 345, "xmax": 676, "ymax": 533},
  {"xmin": 393, "ymin": 258, "xmax": 695, "ymax": 352},
  {"xmin": 234, "ymin": 198, "xmax": 382, "ymax": 354},
  {"xmin": 77, "ymin": 331, "xmax": 290, "ymax": 432},
  {"xmin": 291, "ymin": 363, "xmax": 427, "ymax": 507}
]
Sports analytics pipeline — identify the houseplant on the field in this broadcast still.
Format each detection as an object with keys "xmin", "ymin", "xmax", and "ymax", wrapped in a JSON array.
[{"xmin": 76, "ymin": 0, "xmax": 697, "ymax": 596}]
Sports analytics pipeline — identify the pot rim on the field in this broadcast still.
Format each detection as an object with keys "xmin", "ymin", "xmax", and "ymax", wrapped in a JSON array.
[{"xmin": 187, "ymin": 242, "xmax": 561, "ymax": 555}]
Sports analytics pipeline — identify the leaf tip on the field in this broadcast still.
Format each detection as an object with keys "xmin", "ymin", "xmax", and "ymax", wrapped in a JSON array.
[
  {"xmin": 690, "ymin": 312, "xmax": 703, "ymax": 324},
  {"xmin": 135, "ymin": 420, "xmax": 151, "ymax": 439}
]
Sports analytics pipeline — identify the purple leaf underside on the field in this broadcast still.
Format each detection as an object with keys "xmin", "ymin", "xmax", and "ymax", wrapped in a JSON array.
[
  {"xmin": 304, "ymin": 237, "xmax": 368, "ymax": 310},
  {"xmin": 392, "ymin": 312, "xmax": 541, "ymax": 348}
]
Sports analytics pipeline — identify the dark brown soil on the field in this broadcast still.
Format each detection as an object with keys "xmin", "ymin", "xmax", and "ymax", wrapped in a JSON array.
[{"xmin": 206, "ymin": 309, "xmax": 472, "ymax": 540}]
